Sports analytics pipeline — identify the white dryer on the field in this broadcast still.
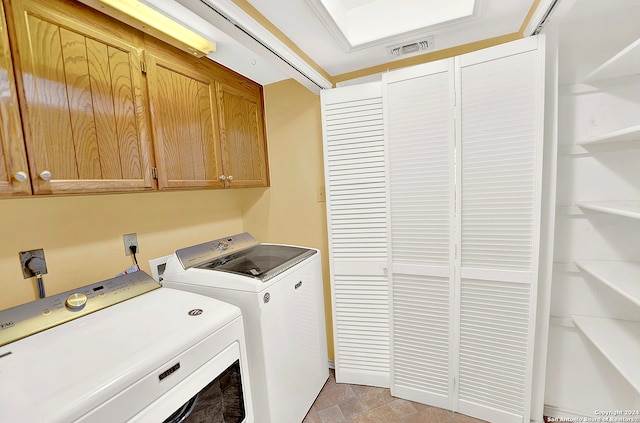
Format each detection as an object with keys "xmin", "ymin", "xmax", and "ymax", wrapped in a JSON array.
[
  {"xmin": 0, "ymin": 271, "xmax": 253, "ymax": 423},
  {"xmin": 162, "ymin": 232, "xmax": 329, "ymax": 423}
]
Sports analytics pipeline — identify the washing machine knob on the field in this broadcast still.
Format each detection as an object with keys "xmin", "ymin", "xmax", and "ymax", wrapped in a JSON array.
[
  {"xmin": 65, "ymin": 293, "xmax": 87, "ymax": 311},
  {"xmin": 217, "ymin": 241, "xmax": 229, "ymax": 251}
]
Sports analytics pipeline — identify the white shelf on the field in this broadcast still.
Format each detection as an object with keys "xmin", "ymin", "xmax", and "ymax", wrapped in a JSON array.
[
  {"xmin": 576, "ymin": 201, "xmax": 640, "ymax": 219},
  {"xmin": 584, "ymin": 38, "xmax": 640, "ymax": 82},
  {"xmin": 572, "ymin": 316, "xmax": 640, "ymax": 393},
  {"xmin": 577, "ymin": 124, "xmax": 640, "ymax": 146},
  {"xmin": 575, "ymin": 260, "xmax": 640, "ymax": 307}
]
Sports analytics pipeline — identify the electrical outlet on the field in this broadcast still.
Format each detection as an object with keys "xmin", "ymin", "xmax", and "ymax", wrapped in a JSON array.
[{"xmin": 123, "ymin": 233, "xmax": 139, "ymax": 256}]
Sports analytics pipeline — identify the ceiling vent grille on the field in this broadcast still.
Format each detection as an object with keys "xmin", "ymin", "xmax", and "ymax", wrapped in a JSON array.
[{"xmin": 387, "ymin": 36, "xmax": 435, "ymax": 57}]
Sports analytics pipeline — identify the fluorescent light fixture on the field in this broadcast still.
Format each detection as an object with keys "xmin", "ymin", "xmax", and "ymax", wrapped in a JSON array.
[
  {"xmin": 177, "ymin": 0, "xmax": 333, "ymax": 92},
  {"xmin": 97, "ymin": 0, "xmax": 216, "ymax": 56}
]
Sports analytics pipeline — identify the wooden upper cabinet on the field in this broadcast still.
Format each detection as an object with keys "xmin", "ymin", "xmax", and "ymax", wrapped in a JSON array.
[
  {"xmin": 6, "ymin": 0, "xmax": 153, "ymax": 194},
  {"xmin": 216, "ymin": 79, "xmax": 269, "ymax": 188},
  {"xmin": 144, "ymin": 45, "xmax": 224, "ymax": 190},
  {"xmin": 145, "ymin": 36, "xmax": 269, "ymax": 190},
  {"xmin": 0, "ymin": 1, "xmax": 30, "ymax": 197},
  {"xmin": 0, "ymin": 0, "xmax": 267, "ymax": 196}
]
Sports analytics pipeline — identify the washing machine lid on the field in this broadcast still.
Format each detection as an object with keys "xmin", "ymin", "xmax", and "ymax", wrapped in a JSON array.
[
  {"xmin": 0, "ymin": 284, "xmax": 241, "ymax": 423},
  {"xmin": 175, "ymin": 232, "xmax": 316, "ymax": 282},
  {"xmin": 197, "ymin": 244, "xmax": 316, "ymax": 281}
]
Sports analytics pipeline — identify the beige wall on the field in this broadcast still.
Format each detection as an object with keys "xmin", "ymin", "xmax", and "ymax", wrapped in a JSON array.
[
  {"xmin": 0, "ymin": 77, "xmax": 334, "ymax": 359},
  {"xmin": 0, "ymin": 189, "xmax": 248, "ymax": 310},
  {"xmin": 242, "ymin": 79, "xmax": 333, "ymax": 359}
]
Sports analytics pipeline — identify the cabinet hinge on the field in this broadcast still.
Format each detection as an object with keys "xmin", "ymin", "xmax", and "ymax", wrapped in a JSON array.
[
  {"xmin": 140, "ymin": 60, "xmax": 147, "ymax": 73},
  {"xmin": 152, "ymin": 167, "xmax": 157, "ymax": 179}
]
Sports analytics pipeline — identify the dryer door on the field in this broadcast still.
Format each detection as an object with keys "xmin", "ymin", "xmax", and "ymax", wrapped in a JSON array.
[
  {"xmin": 163, "ymin": 360, "xmax": 246, "ymax": 423},
  {"xmin": 163, "ymin": 395, "xmax": 198, "ymax": 423}
]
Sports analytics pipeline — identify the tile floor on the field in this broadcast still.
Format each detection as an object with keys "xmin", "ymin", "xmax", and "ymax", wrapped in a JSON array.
[{"xmin": 303, "ymin": 369, "xmax": 488, "ymax": 423}]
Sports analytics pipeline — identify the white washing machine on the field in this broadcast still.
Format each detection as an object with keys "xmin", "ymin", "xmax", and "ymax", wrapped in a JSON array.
[
  {"xmin": 0, "ymin": 270, "xmax": 253, "ymax": 423},
  {"xmin": 161, "ymin": 232, "xmax": 329, "ymax": 423}
]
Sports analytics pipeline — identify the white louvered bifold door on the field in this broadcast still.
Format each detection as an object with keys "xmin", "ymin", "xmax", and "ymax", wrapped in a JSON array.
[
  {"xmin": 385, "ymin": 60, "xmax": 456, "ymax": 409},
  {"xmin": 455, "ymin": 37, "xmax": 544, "ymax": 423},
  {"xmin": 321, "ymin": 82, "xmax": 390, "ymax": 387}
]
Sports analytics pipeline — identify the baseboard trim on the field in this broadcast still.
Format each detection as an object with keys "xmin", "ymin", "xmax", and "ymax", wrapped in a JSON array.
[{"xmin": 544, "ymin": 405, "xmax": 590, "ymax": 420}]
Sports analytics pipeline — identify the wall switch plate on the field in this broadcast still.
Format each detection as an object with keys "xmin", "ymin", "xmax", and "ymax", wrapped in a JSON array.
[
  {"xmin": 123, "ymin": 233, "xmax": 139, "ymax": 256},
  {"xmin": 19, "ymin": 249, "xmax": 47, "ymax": 278},
  {"xmin": 317, "ymin": 186, "xmax": 326, "ymax": 202}
]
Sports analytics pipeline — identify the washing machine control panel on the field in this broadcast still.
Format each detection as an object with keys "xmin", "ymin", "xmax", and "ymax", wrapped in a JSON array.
[
  {"xmin": 0, "ymin": 271, "xmax": 160, "ymax": 347},
  {"xmin": 175, "ymin": 232, "xmax": 259, "ymax": 270}
]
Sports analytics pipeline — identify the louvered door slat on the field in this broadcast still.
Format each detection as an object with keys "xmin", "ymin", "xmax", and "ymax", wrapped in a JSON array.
[
  {"xmin": 456, "ymin": 37, "xmax": 543, "ymax": 423},
  {"xmin": 322, "ymin": 82, "xmax": 390, "ymax": 387},
  {"xmin": 387, "ymin": 60, "xmax": 455, "ymax": 409}
]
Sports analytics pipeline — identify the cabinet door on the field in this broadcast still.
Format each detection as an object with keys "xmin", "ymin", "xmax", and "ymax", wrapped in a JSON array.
[
  {"xmin": 8, "ymin": 0, "xmax": 153, "ymax": 194},
  {"xmin": 145, "ymin": 50, "xmax": 224, "ymax": 190},
  {"xmin": 216, "ymin": 80, "xmax": 269, "ymax": 188},
  {"xmin": 0, "ymin": 1, "xmax": 30, "ymax": 196}
]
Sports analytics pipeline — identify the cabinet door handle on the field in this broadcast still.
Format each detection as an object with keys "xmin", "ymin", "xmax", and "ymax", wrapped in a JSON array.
[
  {"xmin": 39, "ymin": 170, "xmax": 52, "ymax": 181},
  {"xmin": 219, "ymin": 175, "xmax": 226, "ymax": 181},
  {"xmin": 227, "ymin": 175, "xmax": 233, "ymax": 181},
  {"xmin": 14, "ymin": 171, "xmax": 28, "ymax": 182}
]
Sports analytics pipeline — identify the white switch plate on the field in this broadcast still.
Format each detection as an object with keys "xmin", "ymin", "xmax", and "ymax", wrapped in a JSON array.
[{"xmin": 317, "ymin": 186, "xmax": 326, "ymax": 202}]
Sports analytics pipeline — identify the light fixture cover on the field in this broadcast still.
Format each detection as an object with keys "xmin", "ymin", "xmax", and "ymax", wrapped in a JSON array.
[{"xmin": 96, "ymin": 0, "xmax": 216, "ymax": 56}]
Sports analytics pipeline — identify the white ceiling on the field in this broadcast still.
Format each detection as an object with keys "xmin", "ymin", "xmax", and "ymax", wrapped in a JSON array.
[
  {"xmin": 142, "ymin": 0, "xmax": 553, "ymax": 89},
  {"xmin": 342, "ymin": 0, "xmax": 376, "ymax": 8},
  {"xmin": 91, "ymin": 0, "xmax": 640, "ymax": 92},
  {"xmin": 244, "ymin": 0, "xmax": 539, "ymax": 76}
]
